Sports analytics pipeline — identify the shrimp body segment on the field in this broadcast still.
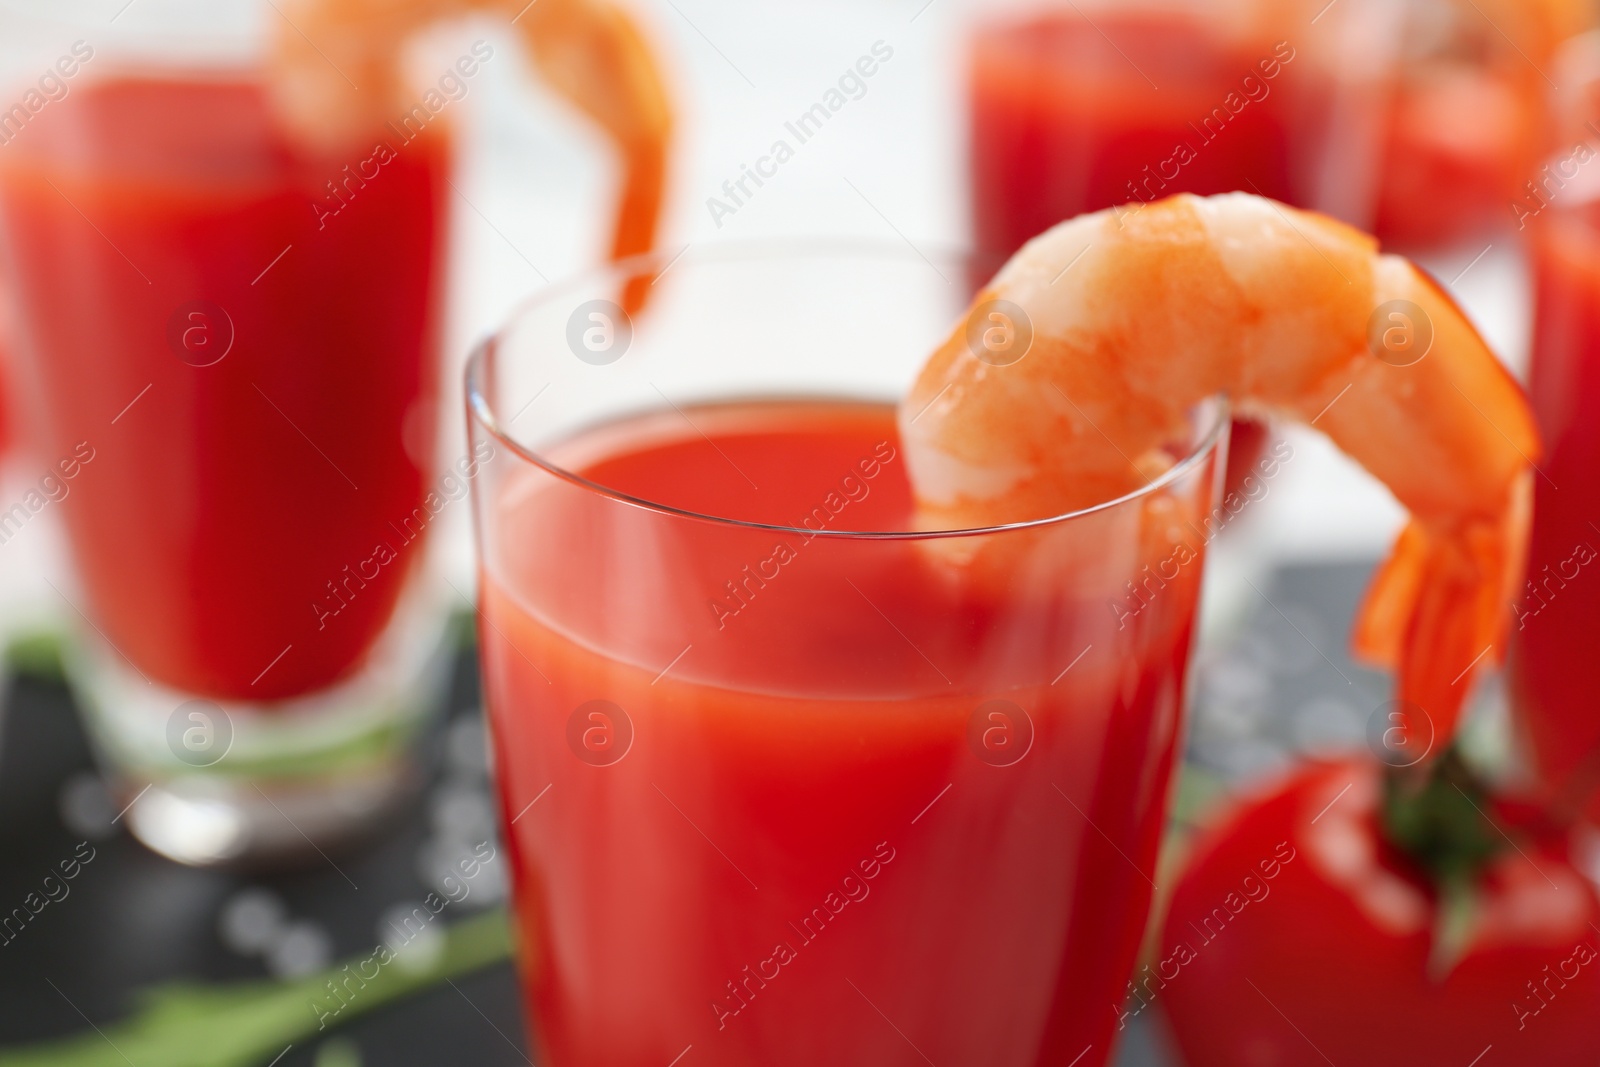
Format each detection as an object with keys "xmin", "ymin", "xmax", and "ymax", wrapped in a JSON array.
[{"xmin": 901, "ymin": 193, "xmax": 1538, "ymax": 741}]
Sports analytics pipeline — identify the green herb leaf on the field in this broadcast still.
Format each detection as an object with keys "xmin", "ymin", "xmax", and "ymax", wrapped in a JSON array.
[{"xmin": 0, "ymin": 908, "xmax": 512, "ymax": 1067}]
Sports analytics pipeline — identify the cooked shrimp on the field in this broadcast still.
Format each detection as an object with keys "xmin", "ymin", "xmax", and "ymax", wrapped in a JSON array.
[
  {"xmin": 268, "ymin": 0, "xmax": 671, "ymax": 308},
  {"xmin": 901, "ymin": 192, "xmax": 1538, "ymax": 741}
]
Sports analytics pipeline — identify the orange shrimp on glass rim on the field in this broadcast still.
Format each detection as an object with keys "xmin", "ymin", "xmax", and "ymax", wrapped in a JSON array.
[
  {"xmin": 267, "ymin": 0, "xmax": 672, "ymax": 311},
  {"xmin": 900, "ymin": 192, "xmax": 1538, "ymax": 746}
]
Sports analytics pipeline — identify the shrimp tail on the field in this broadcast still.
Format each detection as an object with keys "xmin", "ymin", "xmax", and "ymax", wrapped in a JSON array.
[
  {"xmin": 269, "ymin": 0, "xmax": 672, "ymax": 314},
  {"xmin": 1351, "ymin": 520, "xmax": 1427, "ymax": 668},
  {"xmin": 1354, "ymin": 473, "xmax": 1533, "ymax": 740},
  {"xmin": 519, "ymin": 0, "xmax": 673, "ymax": 315}
]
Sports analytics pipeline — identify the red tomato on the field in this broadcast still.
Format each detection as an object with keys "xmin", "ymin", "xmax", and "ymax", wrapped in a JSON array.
[{"xmin": 1154, "ymin": 758, "xmax": 1600, "ymax": 1066}]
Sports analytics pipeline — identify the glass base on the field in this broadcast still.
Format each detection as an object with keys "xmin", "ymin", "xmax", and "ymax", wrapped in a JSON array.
[{"xmin": 67, "ymin": 584, "xmax": 454, "ymax": 867}]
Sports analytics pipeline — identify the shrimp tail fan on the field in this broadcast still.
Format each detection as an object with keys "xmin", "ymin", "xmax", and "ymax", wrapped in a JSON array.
[{"xmin": 1353, "ymin": 473, "xmax": 1534, "ymax": 740}]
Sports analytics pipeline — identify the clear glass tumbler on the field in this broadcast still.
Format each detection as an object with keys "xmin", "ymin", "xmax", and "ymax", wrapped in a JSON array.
[
  {"xmin": 0, "ymin": 0, "xmax": 459, "ymax": 865},
  {"xmin": 466, "ymin": 242, "xmax": 1226, "ymax": 1066},
  {"xmin": 0, "ymin": 0, "xmax": 665, "ymax": 866}
]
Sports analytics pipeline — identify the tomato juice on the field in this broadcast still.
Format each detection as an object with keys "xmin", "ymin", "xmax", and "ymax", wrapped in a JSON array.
[
  {"xmin": 0, "ymin": 76, "xmax": 450, "ymax": 700},
  {"xmin": 969, "ymin": 9, "xmax": 1308, "ymax": 257},
  {"xmin": 1513, "ymin": 195, "xmax": 1600, "ymax": 820},
  {"xmin": 475, "ymin": 399, "xmax": 1211, "ymax": 1066}
]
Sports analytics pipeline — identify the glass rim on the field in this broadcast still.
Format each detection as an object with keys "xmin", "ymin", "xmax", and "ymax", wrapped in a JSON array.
[{"xmin": 465, "ymin": 238, "xmax": 1231, "ymax": 542}]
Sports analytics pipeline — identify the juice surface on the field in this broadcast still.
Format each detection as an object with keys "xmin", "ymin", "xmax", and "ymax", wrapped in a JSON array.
[
  {"xmin": 0, "ymin": 76, "xmax": 449, "ymax": 700},
  {"xmin": 1514, "ymin": 200, "xmax": 1600, "ymax": 818},
  {"xmin": 478, "ymin": 401, "xmax": 1202, "ymax": 1067},
  {"xmin": 969, "ymin": 10, "xmax": 1304, "ymax": 258}
]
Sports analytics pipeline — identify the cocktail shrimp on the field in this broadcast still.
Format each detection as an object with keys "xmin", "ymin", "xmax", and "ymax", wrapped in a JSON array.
[
  {"xmin": 901, "ymin": 192, "xmax": 1538, "ymax": 740},
  {"xmin": 268, "ymin": 0, "xmax": 671, "ymax": 304}
]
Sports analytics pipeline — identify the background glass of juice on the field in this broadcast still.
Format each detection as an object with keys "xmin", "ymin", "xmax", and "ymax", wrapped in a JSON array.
[
  {"xmin": 0, "ymin": 3, "xmax": 458, "ymax": 865},
  {"xmin": 1507, "ymin": 35, "xmax": 1600, "ymax": 823},
  {"xmin": 1367, "ymin": 0, "xmax": 1588, "ymax": 250},
  {"xmin": 1512, "ymin": 166, "xmax": 1600, "ymax": 821},
  {"xmin": 466, "ymin": 244, "xmax": 1227, "ymax": 1066}
]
